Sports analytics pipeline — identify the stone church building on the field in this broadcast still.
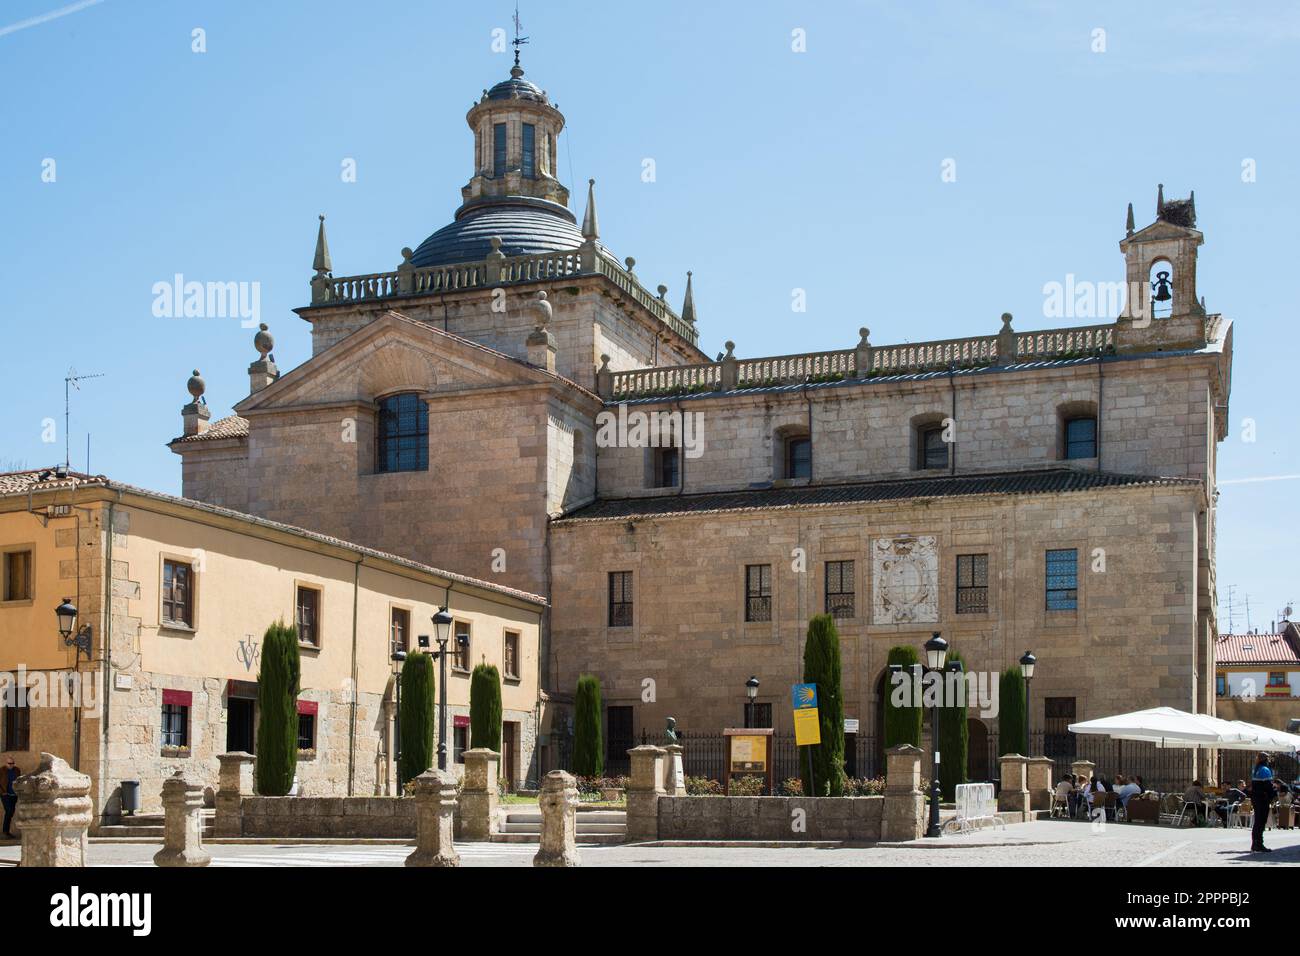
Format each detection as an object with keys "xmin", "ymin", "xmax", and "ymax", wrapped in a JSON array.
[{"xmin": 170, "ymin": 58, "xmax": 1232, "ymax": 777}]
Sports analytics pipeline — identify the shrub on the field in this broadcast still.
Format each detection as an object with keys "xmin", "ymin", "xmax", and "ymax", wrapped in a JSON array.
[
  {"xmin": 779, "ymin": 777, "xmax": 804, "ymax": 797},
  {"xmin": 939, "ymin": 649, "xmax": 969, "ymax": 800},
  {"xmin": 729, "ymin": 775, "xmax": 766, "ymax": 796},
  {"xmin": 572, "ymin": 674, "xmax": 604, "ymax": 778},
  {"xmin": 469, "ymin": 663, "xmax": 503, "ymax": 752},
  {"xmin": 801, "ymin": 614, "xmax": 846, "ymax": 796},
  {"xmin": 843, "ymin": 776, "xmax": 887, "ymax": 797},
  {"xmin": 685, "ymin": 776, "xmax": 723, "ymax": 796},
  {"xmin": 999, "ymin": 666, "xmax": 1026, "ymax": 756},
  {"xmin": 255, "ymin": 620, "xmax": 300, "ymax": 797},
  {"xmin": 884, "ymin": 645, "xmax": 923, "ymax": 749},
  {"xmin": 398, "ymin": 651, "xmax": 435, "ymax": 789}
]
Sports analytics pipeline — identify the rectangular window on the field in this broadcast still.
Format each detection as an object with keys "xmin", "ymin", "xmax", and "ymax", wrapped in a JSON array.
[
  {"xmin": 454, "ymin": 725, "xmax": 468, "ymax": 763},
  {"xmin": 503, "ymin": 631, "xmax": 519, "ymax": 678},
  {"xmin": 786, "ymin": 437, "xmax": 811, "ymax": 479},
  {"xmin": 522, "ymin": 122, "xmax": 535, "ymax": 177},
  {"xmin": 161, "ymin": 696, "xmax": 190, "ymax": 749},
  {"xmin": 1044, "ymin": 697, "xmax": 1076, "ymax": 759},
  {"xmin": 824, "ymin": 560, "xmax": 854, "ymax": 618},
  {"xmin": 297, "ymin": 706, "xmax": 317, "ymax": 751},
  {"xmin": 2, "ymin": 550, "xmax": 31, "ymax": 602},
  {"xmin": 376, "ymin": 393, "xmax": 429, "ymax": 473},
  {"xmin": 653, "ymin": 447, "xmax": 679, "ymax": 488},
  {"xmin": 454, "ymin": 621, "xmax": 471, "ymax": 671},
  {"xmin": 390, "ymin": 608, "xmax": 409, "ymax": 657},
  {"xmin": 162, "ymin": 559, "xmax": 193, "ymax": 627},
  {"xmin": 296, "ymin": 586, "xmax": 321, "ymax": 647},
  {"xmin": 920, "ymin": 425, "xmax": 948, "ymax": 469},
  {"xmin": 1268, "ymin": 672, "xmax": 1287, "ymax": 687},
  {"xmin": 2, "ymin": 704, "xmax": 30, "ymax": 751},
  {"xmin": 745, "ymin": 564, "xmax": 772, "ymax": 622},
  {"xmin": 606, "ymin": 705, "xmax": 634, "ymax": 767},
  {"xmin": 1045, "ymin": 549, "xmax": 1078, "ymax": 611},
  {"xmin": 493, "ymin": 123, "xmax": 507, "ymax": 177},
  {"xmin": 1216, "ymin": 673, "xmax": 1227, "ymax": 696},
  {"xmin": 956, "ymin": 554, "xmax": 989, "ymax": 613},
  {"xmin": 608, "ymin": 571, "xmax": 633, "ymax": 627},
  {"xmin": 746, "ymin": 702, "xmax": 773, "ymax": 729},
  {"xmin": 1065, "ymin": 417, "xmax": 1097, "ymax": 459}
]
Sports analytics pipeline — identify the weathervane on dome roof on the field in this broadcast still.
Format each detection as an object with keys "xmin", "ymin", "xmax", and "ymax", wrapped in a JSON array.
[{"xmin": 512, "ymin": 2, "xmax": 529, "ymax": 69}]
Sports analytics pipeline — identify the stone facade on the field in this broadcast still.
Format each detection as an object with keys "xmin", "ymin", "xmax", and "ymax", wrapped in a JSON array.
[{"xmin": 657, "ymin": 794, "xmax": 884, "ymax": 842}]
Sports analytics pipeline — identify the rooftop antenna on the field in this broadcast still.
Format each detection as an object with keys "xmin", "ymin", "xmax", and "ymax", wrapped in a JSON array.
[
  {"xmin": 1221, "ymin": 584, "xmax": 1238, "ymax": 634},
  {"xmin": 1244, "ymin": 592, "xmax": 1253, "ymax": 634},
  {"xmin": 64, "ymin": 368, "xmax": 105, "ymax": 471},
  {"xmin": 512, "ymin": 2, "xmax": 529, "ymax": 68}
]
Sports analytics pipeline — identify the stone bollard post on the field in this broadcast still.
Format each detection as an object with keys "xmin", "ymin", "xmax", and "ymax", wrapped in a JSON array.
[
  {"xmin": 1026, "ymin": 757, "xmax": 1055, "ymax": 813},
  {"xmin": 662, "ymin": 744, "xmax": 686, "ymax": 796},
  {"xmin": 406, "ymin": 769, "xmax": 460, "ymax": 867},
  {"xmin": 1070, "ymin": 759, "xmax": 1095, "ymax": 788},
  {"xmin": 154, "ymin": 769, "xmax": 211, "ymax": 867},
  {"xmin": 15, "ymin": 753, "xmax": 92, "ymax": 867},
  {"xmin": 881, "ymin": 744, "xmax": 926, "ymax": 841},
  {"xmin": 533, "ymin": 770, "xmax": 580, "ymax": 868},
  {"xmin": 215, "ymin": 752, "xmax": 254, "ymax": 838},
  {"xmin": 998, "ymin": 754, "xmax": 1030, "ymax": 818},
  {"xmin": 626, "ymin": 745, "xmax": 666, "ymax": 842},
  {"xmin": 459, "ymin": 748, "xmax": 500, "ymax": 840},
  {"xmin": 406, "ymin": 769, "xmax": 460, "ymax": 866}
]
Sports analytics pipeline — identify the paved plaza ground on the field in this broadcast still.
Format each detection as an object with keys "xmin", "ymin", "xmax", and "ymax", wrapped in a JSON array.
[{"xmin": 2, "ymin": 820, "xmax": 1298, "ymax": 867}]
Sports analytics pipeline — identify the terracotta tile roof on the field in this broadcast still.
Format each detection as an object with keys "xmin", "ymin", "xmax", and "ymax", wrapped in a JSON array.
[
  {"xmin": 1216, "ymin": 632, "xmax": 1300, "ymax": 666},
  {"xmin": 169, "ymin": 414, "xmax": 249, "ymax": 445},
  {"xmin": 555, "ymin": 468, "xmax": 1201, "ymax": 523},
  {"xmin": 0, "ymin": 469, "xmax": 108, "ymax": 495}
]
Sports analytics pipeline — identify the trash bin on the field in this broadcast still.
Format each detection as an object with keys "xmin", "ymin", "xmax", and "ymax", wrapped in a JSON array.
[{"xmin": 120, "ymin": 779, "xmax": 141, "ymax": 816}]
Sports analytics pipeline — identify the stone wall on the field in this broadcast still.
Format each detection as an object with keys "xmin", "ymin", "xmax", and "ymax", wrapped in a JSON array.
[
  {"xmin": 240, "ymin": 796, "xmax": 416, "ymax": 838},
  {"xmin": 657, "ymin": 795, "xmax": 883, "ymax": 841}
]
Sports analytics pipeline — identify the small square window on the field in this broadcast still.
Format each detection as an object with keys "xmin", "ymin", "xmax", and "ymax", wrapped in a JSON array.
[
  {"xmin": 298, "ymin": 712, "xmax": 316, "ymax": 751},
  {"xmin": 3, "ymin": 550, "xmax": 32, "ymax": 602},
  {"xmin": 161, "ymin": 702, "xmax": 189, "ymax": 748},
  {"xmin": 1065, "ymin": 417, "xmax": 1097, "ymax": 459},
  {"xmin": 296, "ymin": 586, "xmax": 321, "ymax": 647}
]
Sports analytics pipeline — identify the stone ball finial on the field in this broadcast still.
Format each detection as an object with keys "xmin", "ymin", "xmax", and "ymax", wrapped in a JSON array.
[
  {"xmin": 489, "ymin": 236, "xmax": 503, "ymax": 254},
  {"xmin": 530, "ymin": 289, "xmax": 553, "ymax": 330},
  {"xmin": 624, "ymin": 256, "xmax": 636, "ymax": 273},
  {"xmin": 187, "ymin": 370, "xmax": 205, "ymax": 401},
  {"xmin": 656, "ymin": 284, "xmax": 667, "ymax": 299},
  {"xmin": 723, "ymin": 341, "xmax": 736, "ymax": 358},
  {"xmin": 1000, "ymin": 312, "xmax": 1014, "ymax": 330},
  {"xmin": 599, "ymin": 354, "xmax": 611, "ymax": 371},
  {"xmin": 401, "ymin": 247, "xmax": 413, "ymax": 262},
  {"xmin": 254, "ymin": 323, "xmax": 274, "ymax": 358}
]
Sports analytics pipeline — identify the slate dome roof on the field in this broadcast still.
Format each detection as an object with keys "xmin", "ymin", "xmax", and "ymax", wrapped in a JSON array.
[{"xmin": 408, "ymin": 198, "xmax": 589, "ymax": 268}]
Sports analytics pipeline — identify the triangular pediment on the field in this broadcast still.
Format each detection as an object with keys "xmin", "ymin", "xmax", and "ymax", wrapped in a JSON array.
[
  {"xmin": 236, "ymin": 311, "xmax": 581, "ymax": 414},
  {"xmin": 1121, "ymin": 219, "xmax": 1203, "ymax": 248}
]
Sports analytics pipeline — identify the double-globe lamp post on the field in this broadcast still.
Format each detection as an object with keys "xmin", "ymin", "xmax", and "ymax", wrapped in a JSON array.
[{"xmin": 391, "ymin": 605, "xmax": 455, "ymax": 793}]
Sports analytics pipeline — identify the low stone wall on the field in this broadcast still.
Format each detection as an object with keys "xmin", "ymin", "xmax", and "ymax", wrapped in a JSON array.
[
  {"xmin": 657, "ymin": 795, "xmax": 884, "ymax": 842},
  {"xmin": 240, "ymin": 797, "xmax": 417, "ymax": 838}
]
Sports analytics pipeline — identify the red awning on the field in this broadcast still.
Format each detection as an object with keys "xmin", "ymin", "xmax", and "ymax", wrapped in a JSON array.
[
  {"xmin": 162, "ymin": 689, "xmax": 192, "ymax": 707},
  {"xmin": 297, "ymin": 700, "xmax": 318, "ymax": 716},
  {"xmin": 453, "ymin": 715, "xmax": 470, "ymax": 728}
]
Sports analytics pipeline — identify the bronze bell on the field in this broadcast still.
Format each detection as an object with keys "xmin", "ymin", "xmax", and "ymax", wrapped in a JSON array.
[{"xmin": 1152, "ymin": 271, "xmax": 1173, "ymax": 302}]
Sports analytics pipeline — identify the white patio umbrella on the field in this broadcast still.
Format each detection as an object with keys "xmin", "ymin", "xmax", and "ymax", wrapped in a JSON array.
[
  {"xmin": 1067, "ymin": 707, "xmax": 1240, "ymax": 746},
  {"xmin": 1220, "ymin": 720, "xmax": 1300, "ymax": 753}
]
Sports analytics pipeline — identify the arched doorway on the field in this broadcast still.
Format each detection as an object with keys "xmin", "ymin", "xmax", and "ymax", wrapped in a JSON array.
[{"xmin": 967, "ymin": 719, "xmax": 991, "ymax": 782}]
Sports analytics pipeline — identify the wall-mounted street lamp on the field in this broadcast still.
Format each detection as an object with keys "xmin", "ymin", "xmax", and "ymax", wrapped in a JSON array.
[{"xmin": 55, "ymin": 598, "xmax": 92, "ymax": 663}]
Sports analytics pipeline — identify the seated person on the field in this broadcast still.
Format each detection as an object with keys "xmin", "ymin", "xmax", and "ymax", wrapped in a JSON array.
[
  {"xmin": 1214, "ymin": 781, "xmax": 1248, "ymax": 826},
  {"xmin": 1182, "ymin": 780, "xmax": 1207, "ymax": 822},
  {"xmin": 1054, "ymin": 774, "xmax": 1076, "ymax": 815},
  {"xmin": 1115, "ymin": 774, "xmax": 1142, "ymax": 807}
]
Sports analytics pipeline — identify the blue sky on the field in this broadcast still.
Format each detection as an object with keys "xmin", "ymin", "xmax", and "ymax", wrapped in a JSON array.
[{"xmin": 1, "ymin": 0, "xmax": 1295, "ymax": 631}]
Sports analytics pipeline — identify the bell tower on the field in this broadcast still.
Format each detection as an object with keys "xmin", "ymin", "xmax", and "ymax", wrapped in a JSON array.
[{"xmin": 1119, "ymin": 184, "xmax": 1205, "ymax": 321}]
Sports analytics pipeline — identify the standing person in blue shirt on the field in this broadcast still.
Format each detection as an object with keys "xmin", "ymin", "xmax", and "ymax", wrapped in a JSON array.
[
  {"xmin": 1250, "ymin": 753, "xmax": 1276, "ymax": 853},
  {"xmin": 1, "ymin": 756, "xmax": 18, "ymax": 839}
]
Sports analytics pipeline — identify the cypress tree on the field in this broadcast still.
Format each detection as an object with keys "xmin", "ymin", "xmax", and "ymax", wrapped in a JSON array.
[
  {"xmin": 573, "ymin": 674, "xmax": 603, "ymax": 778},
  {"xmin": 999, "ymin": 666, "xmax": 1026, "ymax": 756},
  {"xmin": 883, "ymin": 645, "xmax": 923, "ymax": 749},
  {"xmin": 469, "ymin": 663, "xmax": 503, "ymax": 752},
  {"xmin": 399, "ymin": 651, "xmax": 435, "ymax": 788},
  {"xmin": 938, "ymin": 649, "xmax": 969, "ymax": 799},
  {"xmin": 255, "ymin": 620, "xmax": 300, "ymax": 797},
  {"xmin": 800, "ymin": 614, "xmax": 845, "ymax": 797}
]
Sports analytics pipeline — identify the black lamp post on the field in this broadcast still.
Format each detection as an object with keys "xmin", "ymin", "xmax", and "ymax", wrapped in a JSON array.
[
  {"xmin": 391, "ymin": 648, "xmax": 407, "ymax": 790},
  {"xmin": 1019, "ymin": 650, "xmax": 1036, "ymax": 754},
  {"xmin": 745, "ymin": 676, "xmax": 760, "ymax": 728},
  {"xmin": 924, "ymin": 631, "xmax": 949, "ymax": 838},
  {"xmin": 430, "ymin": 606, "xmax": 454, "ymax": 770}
]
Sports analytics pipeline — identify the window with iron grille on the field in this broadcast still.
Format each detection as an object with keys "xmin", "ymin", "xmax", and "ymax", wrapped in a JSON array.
[
  {"xmin": 376, "ymin": 393, "xmax": 428, "ymax": 473},
  {"xmin": 956, "ymin": 554, "xmax": 989, "ymax": 613},
  {"xmin": 1044, "ymin": 697, "xmax": 1076, "ymax": 759},
  {"xmin": 3, "ymin": 550, "xmax": 31, "ymax": 602},
  {"xmin": 162, "ymin": 560, "xmax": 193, "ymax": 627},
  {"xmin": 824, "ymin": 560, "xmax": 854, "ymax": 618},
  {"xmin": 608, "ymin": 571, "xmax": 633, "ymax": 627},
  {"xmin": 606, "ymin": 705, "xmax": 634, "ymax": 765},
  {"xmin": 2, "ymin": 704, "xmax": 30, "ymax": 751},
  {"xmin": 161, "ymin": 702, "xmax": 189, "ymax": 748},
  {"xmin": 1065, "ymin": 416, "xmax": 1097, "ymax": 459},
  {"xmin": 493, "ymin": 122, "xmax": 507, "ymax": 177},
  {"xmin": 390, "ymin": 607, "xmax": 409, "ymax": 656},
  {"xmin": 1045, "ymin": 549, "xmax": 1078, "ymax": 610},
  {"xmin": 786, "ymin": 437, "xmax": 811, "ymax": 479},
  {"xmin": 745, "ymin": 564, "xmax": 772, "ymax": 622},
  {"xmin": 653, "ymin": 447, "xmax": 679, "ymax": 488},
  {"xmin": 297, "ymin": 712, "xmax": 316, "ymax": 751},
  {"xmin": 504, "ymin": 631, "xmax": 519, "ymax": 678},
  {"xmin": 522, "ymin": 123, "xmax": 535, "ymax": 177},
  {"xmin": 745, "ymin": 701, "xmax": 773, "ymax": 729},
  {"xmin": 454, "ymin": 621, "xmax": 471, "ymax": 671},
  {"xmin": 919, "ymin": 424, "xmax": 948, "ymax": 469},
  {"xmin": 296, "ymin": 586, "xmax": 320, "ymax": 646}
]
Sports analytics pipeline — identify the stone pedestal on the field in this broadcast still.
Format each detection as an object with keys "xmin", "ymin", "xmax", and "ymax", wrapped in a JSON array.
[
  {"xmin": 881, "ymin": 744, "xmax": 925, "ymax": 842},
  {"xmin": 406, "ymin": 770, "xmax": 460, "ymax": 867},
  {"xmin": 1070, "ymin": 759, "xmax": 1095, "ymax": 787},
  {"xmin": 15, "ymin": 753, "xmax": 92, "ymax": 867},
  {"xmin": 533, "ymin": 770, "xmax": 580, "ymax": 868},
  {"xmin": 1026, "ymin": 757, "xmax": 1054, "ymax": 813},
  {"xmin": 662, "ymin": 744, "xmax": 686, "ymax": 796},
  {"xmin": 459, "ymin": 748, "xmax": 499, "ymax": 841},
  {"xmin": 626, "ymin": 745, "xmax": 666, "ymax": 843},
  {"xmin": 154, "ymin": 769, "xmax": 211, "ymax": 867},
  {"xmin": 215, "ymin": 752, "xmax": 254, "ymax": 838},
  {"xmin": 998, "ymin": 754, "xmax": 1030, "ymax": 817}
]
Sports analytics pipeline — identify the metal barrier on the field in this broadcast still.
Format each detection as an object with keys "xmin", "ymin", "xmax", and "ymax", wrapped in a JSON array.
[{"xmin": 948, "ymin": 782, "xmax": 1003, "ymax": 835}]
